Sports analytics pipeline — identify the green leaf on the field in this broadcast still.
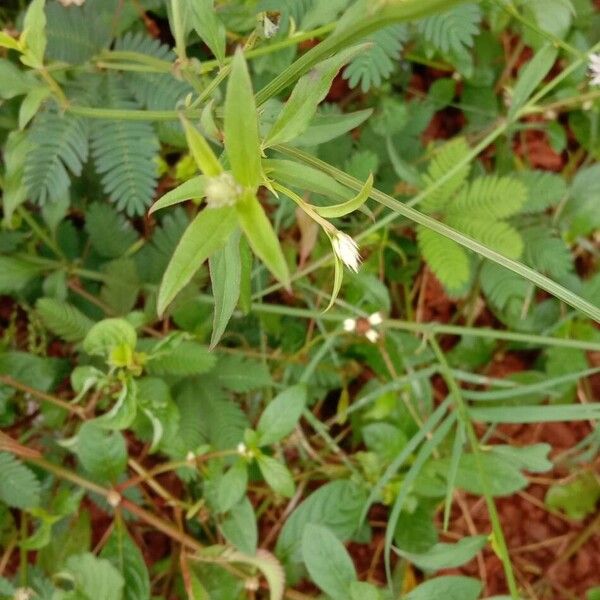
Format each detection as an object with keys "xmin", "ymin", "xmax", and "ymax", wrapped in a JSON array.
[
  {"xmin": 158, "ymin": 206, "xmax": 238, "ymax": 316},
  {"xmin": 508, "ymin": 44, "xmax": 558, "ymax": 118},
  {"xmin": 21, "ymin": 0, "xmax": 47, "ymax": 67},
  {"xmin": 224, "ymin": 49, "xmax": 262, "ymax": 189},
  {"xmin": 19, "ymin": 86, "xmax": 52, "ymax": 130},
  {"xmin": 0, "ymin": 59, "xmax": 34, "ymax": 99},
  {"xmin": 276, "ymin": 480, "xmax": 367, "ymax": 567},
  {"xmin": 406, "ymin": 576, "xmax": 482, "ymax": 600},
  {"xmin": 100, "ymin": 259, "xmax": 140, "ymax": 315},
  {"xmin": 61, "ymin": 553, "xmax": 124, "ymax": 600},
  {"xmin": 209, "ymin": 230, "xmax": 242, "ymax": 349},
  {"xmin": 0, "ymin": 32, "xmax": 21, "ymax": 51},
  {"xmin": 264, "ymin": 46, "xmax": 364, "ymax": 148},
  {"xmin": 417, "ymin": 226, "xmax": 471, "ymax": 293},
  {"xmin": 95, "ymin": 377, "xmax": 138, "ymax": 431},
  {"xmin": 190, "ymin": 0, "xmax": 226, "ymax": 64},
  {"xmin": 256, "ymin": 384, "xmax": 307, "ymax": 446},
  {"xmin": 394, "ymin": 535, "xmax": 487, "ymax": 571},
  {"xmin": 0, "ymin": 576, "xmax": 15, "ymax": 596},
  {"xmin": 314, "ymin": 174, "xmax": 373, "ymax": 219},
  {"xmin": 100, "ymin": 517, "xmax": 150, "ymax": 600},
  {"xmin": 0, "ymin": 256, "xmax": 42, "ymax": 294},
  {"xmin": 149, "ymin": 176, "xmax": 207, "ymax": 214},
  {"xmin": 257, "ymin": 454, "xmax": 295, "ymax": 497},
  {"xmin": 213, "ymin": 355, "xmax": 272, "ymax": 392},
  {"xmin": 545, "ymin": 472, "xmax": 600, "ymax": 520},
  {"xmin": 83, "ymin": 319, "xmax": 137, "ymax": 357},
  {"xmin": 217, "ymin": 461, "xmax": 248, "ymax": 513},
  {"xmin": 220, "ymin": 496, "xmax": 257, "ymax": 555},
  {"xmin": 36, "ymin": 298, "xmax": 94, "ymax": 343},
  {"xmin": 301, "ymin": 524, "xmax": 357, "ymax": 600},
  {"xmin": 1, "ymin": 131, "xmax": 31, "ymax": 221},
  {"xmin": 145, "ymin": 340, "xmax": 216, "ymax": 377},
  {"xmin": 0, "ymin": 453, "xmax": 41, "ymax": 509},
  {"xmin": 69, "ymin": 421, "xmax": 128, "ymax": 482},
  {"xmin": 0, "ymin": 351, "xmax": 64, "ymax": 393},
  {"xmin": 295, "ymin": 109, "xmax": 373, "ymax": 147},
  {"xmin": 181, "ymin": 117, "xmax": 222, "ymax": 177},
  {"xmin": 349, "ymin": 581, "xmax": 382, "ymax": 600},
  {"xmin": 85, "ymin": 203, "xmax": 139, "ymax": 259},
  {"xmin": 236, "ymin": 193, "xmax": 290, "ymax": 287}
]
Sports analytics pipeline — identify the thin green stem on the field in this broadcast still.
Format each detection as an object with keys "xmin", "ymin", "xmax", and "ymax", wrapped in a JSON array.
[
  {"xmin": 17, "ymin": 206, "xmax": 65, "ymax": 259},
  {"xmin": 430, "ymin": 337, "xmax": 520, "ymax": 599}
]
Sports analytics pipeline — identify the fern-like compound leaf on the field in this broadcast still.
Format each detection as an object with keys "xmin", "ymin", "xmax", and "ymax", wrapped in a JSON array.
[
  {"xmin": 417, "ymin": 225, "xmax": 471, "ymax": 293},
  {"xmin": 421, "ymin": 137, "xmax": 471, "ymax": 214},
  {"xmin": 24, "ymin": 109, "xmax": 89, "ymax": 205},
  {"xmin": 449, "ymin": 175, "xmax": 527, "ymax": 220},
  {"xmin": 417, "ymin": 3, "xmax": 482, "ymax": 55},
  {"xmin": 90, "ymin": 74, "xmax": 159, "ymax": 215},
  {"xmin": 343, "ymin": 25, "xmax": 408, "ymax": 92},
  {"xmin": 0, "ymin": 452, "xmax": 41, "ymax": 509},
  {"xmin": 36, "ymin": 297, "xmax": 94, "ymax": 343},
  {"xmin": 85, "ymin": 202, "xmax": 139, "ymax": 259}
]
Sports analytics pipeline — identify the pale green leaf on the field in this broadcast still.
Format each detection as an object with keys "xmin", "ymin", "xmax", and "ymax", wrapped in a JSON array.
[
  {"xmin": 236, "ymin": 193, "xmax": 290, "ymax": 287},
  {"xmin": 158, "ymin": 206, "xmax": 238, "ymax": 316},
  {"xmin": 209, "ymin": 230, "xmax": 241, "ymax": 349},
  {"xmin": 83, "ymin": 318, "xmax": 137, "ymax": 357},
  {"xmin": 265, "ymin": 46, "xmax": 364, "ymax": 148},
  {"xmin": 149, "ymin": 176, "xmax": 207, "ymax": 214},
  {"xmin": 224, "ymin": 49, "xmax": 261, "ymax": 189},
  {"xmin": 315, "ymin": 174, "xmax": 373, "ymax": 219},
  {"xmin": 62, "ymin": 553, "xmax": 124, "ymax": 600},
  {"xmin": 220, "ymin": 496, "xmax": 257, "ymax": 555},
  {"xmin": 190, "ymin": 0, "xmax": 226, "ymax": 63},
  {"xmin": 36, "ymin": 298, "xmax": 94, "ymax": 343},
  {"xmin": 0, "ymin": 453, "xmax": 41, "ymax": 509},
  {"xmin": 181, "ymin": 117, "xmax": 222, "ymax": 177},
  {"xmin": 406, "ymin": 576, "xmax": 481, "ymax": 600},
  {"xmin": 21, "ymin": 0, "xmax": 47, "ymax": 67}
]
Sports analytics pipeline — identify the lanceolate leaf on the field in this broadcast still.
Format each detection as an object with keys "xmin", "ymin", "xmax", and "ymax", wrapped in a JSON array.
[
  {"xmin": 256, "ymin": 384, "xmax": 307, "ymax": 446},
  {"xmin": 264, "ymin": 46, "xmax": 365, "ymax": 148},
  {"xmin": 181, "ymin": 116, "xmax": 222, "ymax": 177},
  {"xmin": 224, "ymin": 49, "xmax": 262, "ymax": 189},
  {"xmin": 149, "ymin": 175, "xmax": 207, "ymax": 214},
  {"xmin": 190, "ymin": 0, "xmax": 226, "ymax": 64},
  {"xmin": 209, "ymin": 229, "xmax": 242, "ymax": 348},
  {"xmin": 236, "ymin": 193, "xmax": 290, "ymax": 288},
  {"xmin": 315, "ymin": 174, "xmax": 373, "ymax": 219},
  {"xmin": 158, "ymin": 206, "xmax": 238, "ymax": 316}
]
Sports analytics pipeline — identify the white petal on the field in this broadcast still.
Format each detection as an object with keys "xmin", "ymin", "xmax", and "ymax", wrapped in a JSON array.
[
  {"xmin": 333, "ymin": 232, "xmax": 361, "ymax": 273},
  {"xmin": 368, "ymin": 312, "xmax": 383, "ymax": 326},
  {"xmin": 365, "ymin": 329, "xmax": 379, "ymax": 343},
  {"xmin": 343, "ymin": 318, "xmax": 357, "ymax": 332}
]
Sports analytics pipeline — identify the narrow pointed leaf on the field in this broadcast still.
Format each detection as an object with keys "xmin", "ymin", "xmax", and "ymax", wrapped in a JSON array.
[
  {"xmin": 190, "ymin": 0, "xmax": 226, "ymax": 64},
  {"xmin": 209, "ymin": 230, "xmax": 242, "ymax": 348},
  {"xmin": 224, "ymin": 49, "xmax": 261, "ymax": 188},
  {"xmin": 181, "ymin": 116, "xmax": 222, "ymax": 177},
  {"xmin": 158, "ymin": 206, "xmax": 237, "ymax": 316},
  {"xmin": 264, "ymin": 46, "xmax": 365, "ymax": 148},
  {"xmin": 236, "ymin": 194, "xmax": 290, "ymax": 288},
  {"xmin": 149, "ymin": 176, "xmax": 207, "ymax": 214},
  {"xmin": 315, "ymin": 174, "xmax": 373, "ymax": 219}
]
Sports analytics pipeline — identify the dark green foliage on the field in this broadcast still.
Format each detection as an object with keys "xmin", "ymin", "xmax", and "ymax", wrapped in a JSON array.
[{"xmin": 90, "ymin": 75, "xmax": 159, "ymax": 215}]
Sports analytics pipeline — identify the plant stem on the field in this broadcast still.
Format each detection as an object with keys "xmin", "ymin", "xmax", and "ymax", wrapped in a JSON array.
[{"xmin": 430, "ymin": 336, "xmax": 520, "ymax": 599}]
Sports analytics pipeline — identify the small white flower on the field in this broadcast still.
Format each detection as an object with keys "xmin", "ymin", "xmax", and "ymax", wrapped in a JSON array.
[
  {"xmin": 365, "ymin": 329, "xmax": 380, "ymax": 343},
  {"xmin": 332, "ymin": 232, "xmax": 361, "ymax": 273},
  {"xmin": 237, "ymin": 442, "xmax": 247, "ymax": 455},
  {"xmin": 58, "ymin": 0, "xmax": 85, "ymax": 6},
  {"xmin": 205, "ymin": 173, "xmax": 242, "ymax": 209},
  {"xmin": 589, "ymin": 53, "xmax": 600, "ymax": 86},
  {"xmin": 368, "ymin": 312, "xmax": 383, "ymax": 326},
  {"xmin": 343, "ymin": 318, "xmax": 357, "ymax": 332}
]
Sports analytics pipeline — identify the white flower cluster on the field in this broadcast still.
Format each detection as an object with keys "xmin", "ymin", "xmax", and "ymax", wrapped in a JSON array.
[
  {"xmin": 343, "ymin": 312, "xmax": 383, "ymax": 343},
  {"xmin": 205, "ymin": 173, "xmax": 243, "ymax": 208}
]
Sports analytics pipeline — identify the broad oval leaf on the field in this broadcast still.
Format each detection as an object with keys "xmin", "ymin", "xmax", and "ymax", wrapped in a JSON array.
[
  {"xmin": 224, "ymin": 49, "xmax": 261, "ymax": 189},
  {"xmin": 256, "ymin": 384, "xmax": 307, "ymax": 446},
  {"xmin": 301, "ymin": 524, "xmax": 357, "ymax": 600},
  {"xmin": 83, "ymin": 318, "xmax": 137, "ymax": 357},
  {"xmin": 157, "ymin": 206, "xmax": 238, "ymax": 316},
  {"xmin": 257, "ymin": 454, "xmax": 295, "ymax": 498},
  {"xmin": 406, "ymin": 575, "xmax": 482, "ymax": 600}
]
